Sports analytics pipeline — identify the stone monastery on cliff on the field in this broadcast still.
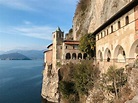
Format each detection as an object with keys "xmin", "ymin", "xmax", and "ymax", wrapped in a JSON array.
[
  {"xmin": 44, "ymin": 0, "xmax": 138, "ymax": 72},
  {"xmin": 42, "ymin": 0, "xmax": 138, "ymax": 102},
  {"xmin": 44, "ymin": 27, "xmax": 87, "ymax": 71}
]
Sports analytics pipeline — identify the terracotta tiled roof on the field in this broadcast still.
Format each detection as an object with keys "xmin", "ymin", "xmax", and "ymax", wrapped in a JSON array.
[
  {"xmin": 64, "ymin": 40, "xmax": 79, "ymax": 45},
  {"xmin": 44, "ymin": 49, "xmax": 52, "ymax": 53},
  {"xmin": 47, "ymin": 43, "xmax": 53, "ymax": 48}
]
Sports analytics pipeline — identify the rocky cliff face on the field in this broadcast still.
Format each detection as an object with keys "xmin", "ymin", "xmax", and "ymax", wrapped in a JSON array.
[
  {"xmin": 125, "ymin": 68, "xmax": 138, "ymax": 103},
  {"xmin": 73, "ymin": 0, "xmax": 130, "ymax": 40},
  {"xmin": 41, "ymin": 67, "xmax": 59, "ymax": 103}
]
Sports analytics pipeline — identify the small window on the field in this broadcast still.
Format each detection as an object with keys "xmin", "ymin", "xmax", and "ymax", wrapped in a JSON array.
[
  {"xmin": 104, "ymin": 31, "xmax": 106, "ymax": 36},
  {"xmin": 107, "ymin": 29, "xmax": 108, "ymax": 35},
  {"xmin": 61, "ymin": 46, "xmax": 62, "ymax": 49},
  {"xmin": 97, "ymin": 35, "xmax": 99, "ymax": 40},
  {"xmin": 111, "ymin": 25, "xmax": 113, "ymax": 33},
  {"xmin": 125, "ymin": 16, "xmax": 129, "ymax": 25},
  {"xmin": 73, "ymin": 46, "xmax": 75, "ymax": 49},
  {"xmin": 101, "ymin": 32, "xmax": 103, "ymax": 38},
  {"xmin": 66, "ymin": 46, "xmax": 67, "ymax": 49},
  {"xmin": 118, "ymin": 21, "xmax": 121, "ymax": 29}
]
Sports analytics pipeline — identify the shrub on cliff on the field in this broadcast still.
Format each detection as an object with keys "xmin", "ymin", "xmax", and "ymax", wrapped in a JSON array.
[
  {"xmin": 59, "ymin": 81, "xmax": 76, "ymax": 98},
  {"xmin": 73, "ymin": 60, "xmax": 100, "ymax": 95},
  {"xmin": 100, "ymin": 65, "xmax": 127, "ymax": 101},
  {"xmin": 58, "ymin": 60, "xmax": 100, "ymax": 102}
]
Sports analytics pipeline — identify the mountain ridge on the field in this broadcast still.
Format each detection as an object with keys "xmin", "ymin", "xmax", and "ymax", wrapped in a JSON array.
[
  {"xmin": 0, "ymin": 52, "xmax": 31, "ymax": 60},
  {"xmin": 0, "ymin": 50, "xmax": 43, "ymax": 60}
]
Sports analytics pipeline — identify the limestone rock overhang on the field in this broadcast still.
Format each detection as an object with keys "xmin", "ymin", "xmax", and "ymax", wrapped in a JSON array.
[{"xmin": 92, "ymin": 0, "xmax": 138, "ymax": 36}]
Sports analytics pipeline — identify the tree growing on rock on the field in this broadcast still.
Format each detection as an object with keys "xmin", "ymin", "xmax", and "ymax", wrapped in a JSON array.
[
  {"xmin": 101, "ymin": 65, "xmax": 127, "ymax": 101},
  {"xmin": 79, "ymin": 33, "xmax": 96, "ymax": 58}
]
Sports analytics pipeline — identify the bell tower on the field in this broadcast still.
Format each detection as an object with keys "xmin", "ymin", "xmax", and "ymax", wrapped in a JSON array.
[{"xmin": 52, "ymin": 27, "xmax": 64, "ymax": 69}]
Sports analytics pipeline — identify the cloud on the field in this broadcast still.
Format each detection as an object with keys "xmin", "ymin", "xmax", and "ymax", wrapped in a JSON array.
[
  {"xmin": 0, "ymin": 0, "xmax": 77, "ymax": 13},
  {"xmin": 13, "ymin": 25, "xmax": 55, "ymax": 40},
  {"xmin": 0, "ymin": 24, "xmax": 56, "ymax": 40},
  {"xmin": 23, "ymin": 20, "xmax": 32, "ymax": 25},
  {"xmin": 0, "ymin": 0, "xmax": 36, "ymax": 11}
]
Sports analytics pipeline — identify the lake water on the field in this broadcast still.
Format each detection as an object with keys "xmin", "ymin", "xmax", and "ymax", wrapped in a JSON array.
[{"xmin": 0, "ymin": 60, "xmax": 44, "ymax": 103}]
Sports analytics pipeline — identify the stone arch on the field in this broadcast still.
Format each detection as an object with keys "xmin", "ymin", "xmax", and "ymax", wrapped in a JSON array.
[
  {"xmin": 78, "ymin": 53, "xmax": 82, "ymax": 59},
  {"xmin": 129, "ymin": 39, "xmax": 138, "ymax": 58},
  {"xmin": 66, "ymin": 53, "xmax": 71, "ymax": 60},
  {"xmin": 98, "ymin": 50, "xmax": 103, "ymax": 61},
  {"xmin": 114, "ymin": 45, "xmax": 126, "ymax": 62},
  {"xmin": 83, "ymin": 53, "xmax": 87, "ymax": 59},
  {"xmin": 104, "ymin": 48, "xmax": 111, "ymax": 62},
  {"xmin": 72, "ymin": 53, "xmax": 76, "ymax": 59}
]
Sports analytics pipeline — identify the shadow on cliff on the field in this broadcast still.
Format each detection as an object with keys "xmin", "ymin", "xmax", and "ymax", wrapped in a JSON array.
[{"xmin": 41, "ymin": 97, "xmax": 56, "ymax": 103}]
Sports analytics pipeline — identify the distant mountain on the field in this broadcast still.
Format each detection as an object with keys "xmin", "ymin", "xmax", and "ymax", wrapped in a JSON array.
[
  {"xmin": 4, "ymin": 50, "xmax": 43, "ymax": 60},
  {"xmin": 0, "ymin": 51, "xmax": 5, "ymax": 55},
  {"xmin": 0, "ymin": 53, "xmax": 31, "ymax": 60}
]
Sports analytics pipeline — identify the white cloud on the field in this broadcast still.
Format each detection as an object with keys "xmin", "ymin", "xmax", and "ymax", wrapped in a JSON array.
[
  {"xmin": 0, "ymin": 25, "xmax": 56, "ymax": 40},
  {"xmin": 0, "ymin": 0, "xmax": 36, "ymax": 11},
  {"xmin": 13, "ymin": 25, "xmax": 55, "ymax": 40},
  {"xmin": 23, "ymin": 20, "xmax": 32, "ymax": 25},
  {"xmin": 0, "ymin": 0, "xmax": 77, "ymax": 13}
]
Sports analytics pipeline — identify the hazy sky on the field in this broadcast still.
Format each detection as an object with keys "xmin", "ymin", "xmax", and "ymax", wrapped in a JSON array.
[{"xmin": 0, "ymin": 0, "xmax": 78, "ymax": 51}]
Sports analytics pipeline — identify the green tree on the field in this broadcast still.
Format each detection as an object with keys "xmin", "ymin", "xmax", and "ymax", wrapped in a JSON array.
[
  {"xmin": 79, "ymin": 33, "xmax": 96, "ymax": 58},
  {"xmin": 73, "ymin": 60, "xmax": 100, "ymax": 95},
  {"xmin": 102, "ymin": 65, "xmax": 127, "ymax": 100}
]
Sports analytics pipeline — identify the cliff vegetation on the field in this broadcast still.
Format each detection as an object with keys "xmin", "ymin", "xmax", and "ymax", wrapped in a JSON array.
[
  {"xmin": 58, "ymin": 59, "xmax": 138, "ymax": 103},
  {"xmin": 59, "ymin": 60, "xmax": 100, "ymax": 103}
]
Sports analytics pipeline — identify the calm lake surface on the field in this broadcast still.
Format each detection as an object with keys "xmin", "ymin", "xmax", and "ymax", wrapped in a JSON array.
[{"xmin": 0, "ymin": 60, "xmax": 44, "ymax": 103}]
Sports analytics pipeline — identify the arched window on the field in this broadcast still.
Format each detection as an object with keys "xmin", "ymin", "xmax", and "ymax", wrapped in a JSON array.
[
  {"xmin": 114, "ymin": 45, "xmax": 126, "ymax": 62},
  {"xmin": 98, "ymin": 50, "xmax": 103, "ymax": 61},
  {"xmin": 125, "ymin": 16, "xmax": 129, "ymax": 25},
  {"xmin": 129, "ymin": 40, "xmax": 138, "ymax": 58},
  {"xmin": 104, "ymin": 48, "xmax": 111, "ymax": 62},
  {"xmin": 83, "ymin": 53, "xmax": 87, "ymax": 59},
  {"xmin": 53, "ymin": 34, "xmax": 55, "ymax": 38},
  {"xmin": 78, "ymin": 53, "xmax": 82, "ymax": 59},
  {"xmin": 72, "ymin": 53, "xmax": 76, "ymax": 59},
  {"xmin": 66, "ymin": 53, "xmax": 71, "ymax": 60}
]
